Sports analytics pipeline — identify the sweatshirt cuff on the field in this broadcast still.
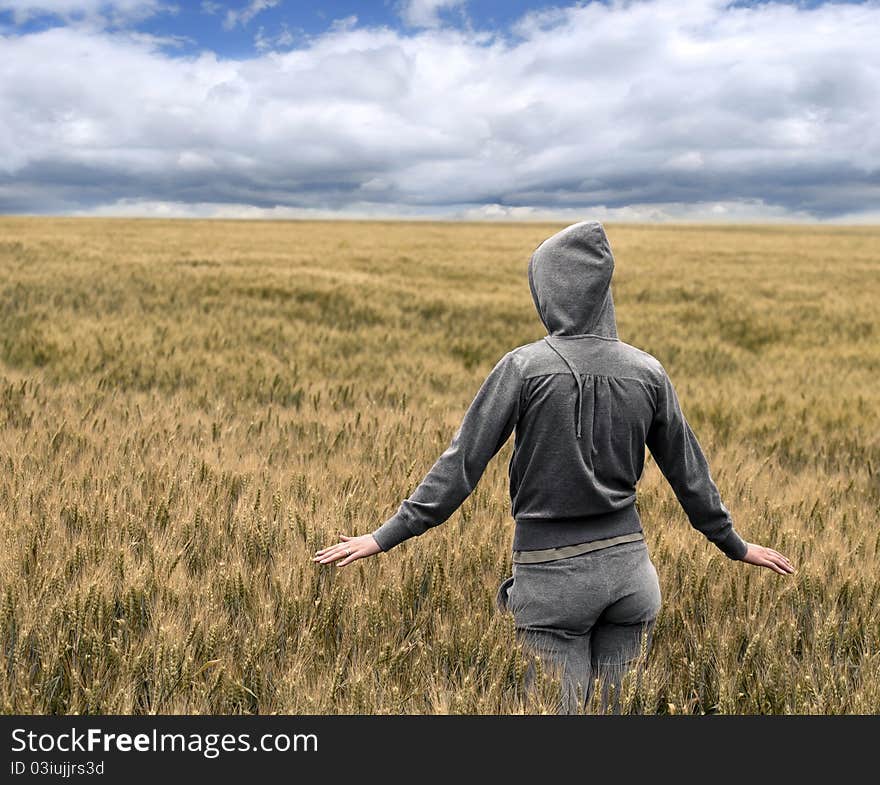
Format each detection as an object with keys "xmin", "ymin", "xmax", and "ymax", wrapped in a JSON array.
[
  {"xmin": 715, "ymin": 528, "xmax": 749, "ymax": 561},
  {"xmin": 371, "ymin": 513, "xmax": 416, "ymax": 552}
]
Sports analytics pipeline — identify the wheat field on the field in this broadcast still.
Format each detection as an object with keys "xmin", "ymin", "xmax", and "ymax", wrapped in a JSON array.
[{"xmin": 0, "ymin": 216, "xmax": 878, "ymax": 714}]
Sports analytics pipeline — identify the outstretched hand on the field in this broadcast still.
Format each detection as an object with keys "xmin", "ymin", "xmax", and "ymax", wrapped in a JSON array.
[
  {"xmin": 313, "ymin": 533, "xmax": 381, "ymax": 567},
  {"xmin": 741, "ymin": 543, "xmax": 795, "ymax": 575}
]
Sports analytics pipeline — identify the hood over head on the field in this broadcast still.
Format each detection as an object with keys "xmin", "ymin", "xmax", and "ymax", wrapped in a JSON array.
[
  {"xmin": 528, "ymin": 220, "xmax": 619, "ymax": 339},
  {"xmin": 528, "ymin": 221, "xmax": 620, "ymax": 440}
]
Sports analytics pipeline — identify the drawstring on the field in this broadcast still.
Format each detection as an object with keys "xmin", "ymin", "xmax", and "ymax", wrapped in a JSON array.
[{"xmin": 543, "ymin": 337, "xmax": 583, "ymax": 439}]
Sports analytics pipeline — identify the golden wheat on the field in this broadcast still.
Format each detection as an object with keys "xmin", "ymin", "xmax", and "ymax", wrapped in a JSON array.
[{"xmin": 0, "ymin": 216, "xmax": 878, "ymax": 714}]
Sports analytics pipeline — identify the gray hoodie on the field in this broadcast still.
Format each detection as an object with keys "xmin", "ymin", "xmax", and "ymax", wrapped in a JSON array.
[{"xmin": 371, "ymin": 221, "xmax": 748, "ymax": 561}]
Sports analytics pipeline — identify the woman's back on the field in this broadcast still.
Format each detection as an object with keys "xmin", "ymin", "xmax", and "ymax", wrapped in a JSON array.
[{"xmin": 507, "ymin": 334, "xmax": 662, "ymax": 546}]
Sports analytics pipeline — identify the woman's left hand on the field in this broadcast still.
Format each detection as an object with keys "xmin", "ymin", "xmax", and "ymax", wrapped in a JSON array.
[{"xmin": 313, "ymin": 533, "xmax": 382, "ymax": 567}]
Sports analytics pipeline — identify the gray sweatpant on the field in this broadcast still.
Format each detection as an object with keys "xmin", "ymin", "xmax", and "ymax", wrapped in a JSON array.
[{"xmin": 496, "ymin": 539, "xmax": 662, "ymax": 714}]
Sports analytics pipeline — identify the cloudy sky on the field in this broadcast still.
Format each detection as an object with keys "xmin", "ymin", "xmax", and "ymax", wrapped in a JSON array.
[{"xmin": 1, "ymin": 0, "xmax": 878, "ymax": 222}]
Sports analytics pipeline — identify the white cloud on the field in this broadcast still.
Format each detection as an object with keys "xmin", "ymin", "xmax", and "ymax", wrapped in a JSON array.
[
  {"xmin": 0, "ymin": 0, "xmax": 172, "ymax": 26},
  {"xmin": 222, "ymin": 0, "xmax": 278, "ymax": 30},
  {"xmin": 254, "ymin": 21, "xmax": 295, "ymax": 52},
  {"xmin": 65, "ymin": 197, "xmax": 448, "ymax": 219},
  {"xmin": 61, "ymin": 196, "xmax": 855, "ymax": 225},
  {"xmin": 1, "ymin": 0, "xmax": 879, "ymax": 221},
  {"xmin": 329, "ymin": 14, "xmax": 357, "ymax": 33},
  {"xmin": 664, "ymin": 152, "xmax": 705, "ymax": 172},
  {"xmin": 452, "ymin": 199, "xmax": 820, "ymax": 224},
  {"xmin": 398, "ymin": 0, "xmax": 467, "ymax": 29}
]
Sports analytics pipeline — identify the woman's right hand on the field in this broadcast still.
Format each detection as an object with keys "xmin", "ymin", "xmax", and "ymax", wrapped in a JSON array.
[{"xmin": 741, "ymin": 543, "xmax": 795, "ymax": 574}]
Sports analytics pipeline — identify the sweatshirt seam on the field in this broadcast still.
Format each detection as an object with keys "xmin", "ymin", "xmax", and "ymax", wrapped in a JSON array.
[
  {"xmin": 716, "ymin": 527, "xmax": 747, "ymax": 557},
  {"xmin": 505, "ymin": 350, "xmax": 527, "ymax": 419},
  {"xmin": 522, "ymin": 370, "xmax": 664, "ymax": 388},
  {"xmin": 546, "ymin": 333, "xmax": 620, "ymax": 342},
  {"xmin": 506, "ymin": 348, "xmax": 526, "ymax": 381}
]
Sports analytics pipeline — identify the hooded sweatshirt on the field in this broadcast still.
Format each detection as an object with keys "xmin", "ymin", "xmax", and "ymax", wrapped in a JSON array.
[{"xmin": 371, "ymin": 221, "xmax": 749, "ymax": 561}]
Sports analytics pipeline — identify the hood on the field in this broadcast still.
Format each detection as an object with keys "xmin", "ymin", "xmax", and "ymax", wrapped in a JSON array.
[
  {"xmin": 528, "ymin": 220, "xmax": 619, "ymax": 338},
  {"xmin": 528, "ymin": 221, "xmax": 620, "ymax": 440}
]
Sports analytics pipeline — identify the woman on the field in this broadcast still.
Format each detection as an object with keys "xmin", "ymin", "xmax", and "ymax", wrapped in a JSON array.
[{"xmin": 314, "ymin": 220, "xmax": 794, "ymax": 714}]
